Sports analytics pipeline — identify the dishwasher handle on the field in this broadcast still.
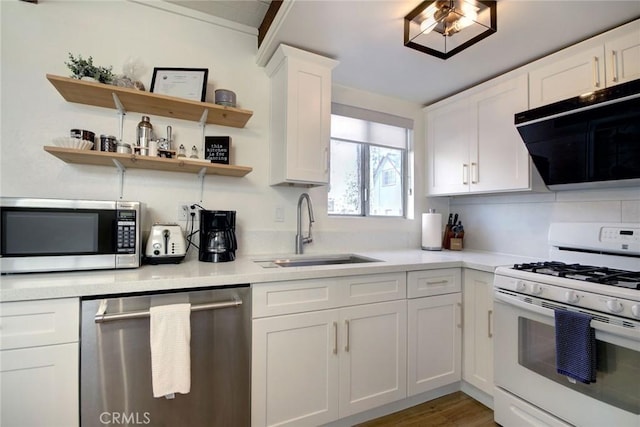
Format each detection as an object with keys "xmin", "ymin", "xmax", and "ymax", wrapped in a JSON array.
[{"xmin": 94, "ymin": 298, "xmax": 242, "ymax": 323}]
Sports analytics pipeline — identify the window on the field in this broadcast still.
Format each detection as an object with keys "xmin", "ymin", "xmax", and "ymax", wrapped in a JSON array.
[{"xmin": 328, "ymin": 105, "xmax": 412, "ymax": 217}]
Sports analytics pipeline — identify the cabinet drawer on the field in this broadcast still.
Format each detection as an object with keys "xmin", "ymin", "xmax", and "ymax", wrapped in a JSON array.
[
  {"xmin": 252, "ymin": 278, "xmax": 340, "ymax": 318},
  {"xmin": 341, "ymin": 273, "xmax": 406, "ymax": 306},
  {"xmin": 407, "ymin": 269, "xmax": 461, "ymax": 298},
  {"xmin": 0, "ymin": 298, "xmax": 79, "ymax": 350},
  {"xmin": 252, "ymin": 273, "xmax": 407, "ymax": 318}
]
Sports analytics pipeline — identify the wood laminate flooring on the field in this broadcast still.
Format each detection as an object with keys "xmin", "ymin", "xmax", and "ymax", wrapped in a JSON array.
[{"xmin": 355, "ymin": 392, "xmax": 498, "ymax": 427}]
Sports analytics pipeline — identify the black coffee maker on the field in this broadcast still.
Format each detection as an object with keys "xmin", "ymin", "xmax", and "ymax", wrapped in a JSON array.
[{"xmin": 199, "ymin": 210, "xmax": 237, "ymax": 262}]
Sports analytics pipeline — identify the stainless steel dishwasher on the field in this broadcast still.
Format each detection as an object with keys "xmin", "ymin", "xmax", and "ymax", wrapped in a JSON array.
[{"xmin": 80, "ymin": 285, "xmax": 251, "ymax": 426}]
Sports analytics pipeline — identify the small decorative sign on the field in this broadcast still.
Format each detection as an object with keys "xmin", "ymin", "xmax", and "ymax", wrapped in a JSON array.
[{"xmin": 204, "ymin": 136, "xmax": 231, "ymax": 164}]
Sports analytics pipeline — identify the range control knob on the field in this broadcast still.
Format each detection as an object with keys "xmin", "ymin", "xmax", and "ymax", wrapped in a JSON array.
[
  {"xmin": 632, "ymin": 305, "xmax": 640, "ymax": 319},
  {"xmin": 515, "ymin": 280, "xmax": 526, "ymax": 292},
  {"xmin": 565, "ymin": 290, "xmax": 579, "ymax": 304},
  {"xmin": 606, "ymin": 299, "xmax": 624, "ymax": 314},
  {"xmin": 531, "ymin": 283, "xmax": 543, "ymax": 295}
]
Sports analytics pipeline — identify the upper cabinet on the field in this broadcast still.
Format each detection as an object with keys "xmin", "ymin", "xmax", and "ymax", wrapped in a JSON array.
[
  {"xmin": 265, "ymin": 45, "xmax": 338, "ymax": 187},
  {"xmin": 426, "ymin": 73, "xmax": 531, "ymax": 196},
  {"xmin": 529, "ymin": 20, "xmax": 640, "ymax": 108}
]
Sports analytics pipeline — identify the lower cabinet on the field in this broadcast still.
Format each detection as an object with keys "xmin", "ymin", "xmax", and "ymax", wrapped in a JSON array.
[
  {"xmin": 462, "ymin": 269, "xmax": 494, "ymax": 395},
  {"xmin": 0, "ymin": 298, "xmax": 79, "ymax": 427},
  {"xmin": 252, "ymin": 300, "xmax": 407, "ymax": 427},
  {"xmin": 407, "ymin": 269, "xmax": 462, "ymax": 396},
  {"xmin": 252, "ymin": 275, "xmax": 407, "ymax": 427},
  {"xmin": 407, "ymin": 293, "xmax": 462, "ymax": 396},
  {"xmin": 0, "ymin": 343, "xmax": 79, "ymax": 427}
]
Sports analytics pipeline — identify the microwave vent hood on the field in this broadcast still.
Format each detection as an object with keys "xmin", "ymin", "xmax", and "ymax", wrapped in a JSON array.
[{"xmin": 515, "ymin": 79, "xmax": 640, "ymax": 191}]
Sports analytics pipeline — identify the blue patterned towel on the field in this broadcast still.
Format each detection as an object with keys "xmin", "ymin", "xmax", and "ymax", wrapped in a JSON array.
[{"xmin": 555, "ymin": 309, "xmax": 596, "ymax": 384}]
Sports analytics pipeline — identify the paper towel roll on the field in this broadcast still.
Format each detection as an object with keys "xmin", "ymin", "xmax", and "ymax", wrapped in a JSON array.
[{"xmin": 422, "ymin": 212, "xmax": 442, "ymax": 251}]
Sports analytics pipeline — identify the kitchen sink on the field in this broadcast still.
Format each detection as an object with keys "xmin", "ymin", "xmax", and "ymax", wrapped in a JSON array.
[{"xmin": 255, "ymin": 254, "xmax": 381, "ymax": 268}]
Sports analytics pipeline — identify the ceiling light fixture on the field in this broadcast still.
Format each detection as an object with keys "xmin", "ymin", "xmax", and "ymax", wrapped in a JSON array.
[{"xmin": 404, "ymin": 0, "xmax": 497, "ymax": 59}]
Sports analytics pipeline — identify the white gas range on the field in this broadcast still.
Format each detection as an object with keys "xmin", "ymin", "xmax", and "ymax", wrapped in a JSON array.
[{"xmin": 493, "ymin": 222, "xmax": 639, "ymax": 427}]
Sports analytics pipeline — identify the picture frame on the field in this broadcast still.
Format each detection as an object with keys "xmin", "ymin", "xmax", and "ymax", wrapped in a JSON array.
[{"xmin": 150, "ymin": 67, "xmax": 209, "ymax": 102}]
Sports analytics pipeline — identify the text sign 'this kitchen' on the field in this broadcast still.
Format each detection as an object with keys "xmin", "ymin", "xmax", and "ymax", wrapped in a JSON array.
[{"xmin": 204, "ymin": 136, "xmax": 231, "ymax": 164}]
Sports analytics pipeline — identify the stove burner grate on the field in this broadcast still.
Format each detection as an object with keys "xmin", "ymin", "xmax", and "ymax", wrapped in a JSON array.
[{"xmin": 512, "ymin": 261, "xmax": 640, "ymax": 290}]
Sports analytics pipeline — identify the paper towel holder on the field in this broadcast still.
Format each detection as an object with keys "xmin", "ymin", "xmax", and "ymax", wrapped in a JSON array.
[{"xmin": 421, "ymin": 209, "xmax": 443, "ymax": 251}]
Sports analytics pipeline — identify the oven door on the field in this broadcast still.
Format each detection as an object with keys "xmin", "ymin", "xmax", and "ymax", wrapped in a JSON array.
[{"xmin": 494, "ymin": 290, "xmax": 640, "ymax": 427}]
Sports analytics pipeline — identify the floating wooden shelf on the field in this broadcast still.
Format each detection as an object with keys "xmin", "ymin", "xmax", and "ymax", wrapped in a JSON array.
[
  {"xmin": 46, "ymin": 74, "xmax": 253, "ymax": 128},
  {"xmin": 44, "ymin": 146, "xmax": 252, "ymax": 177}
]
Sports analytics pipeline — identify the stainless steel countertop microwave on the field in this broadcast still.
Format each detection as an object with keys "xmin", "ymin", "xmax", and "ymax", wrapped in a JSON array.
[{"xmin": 1, "ymin": 197, "xmax": 142, "ymax": 274}]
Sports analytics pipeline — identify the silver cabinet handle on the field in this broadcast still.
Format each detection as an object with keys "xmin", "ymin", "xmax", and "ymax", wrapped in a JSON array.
[
  {"xmin": 471, "ymin": 162, "xmax": 478, "ymax": 184},
  {"xmin": 333, "ymin": 321, "xmax": 338, "ymax": 355},
  {"xmin": 611, "ymin": 50, "xmax": 619, "ymax": 83},
  {"xmin": 95, "ymin": 298, "xmax": 242, "ymax": 323},
  {"xmin": 324, "ymin": 147, "xmax": 329, "ymax": 174},
  {"xmin": 457, "ymin": 302, "xmax": 463, "ymax": 329},
  {"xmin": 462, "ymin": 164, "xmax": 469, "ymax": 185},
  {"xmin": 344, "ymin": 319, "xmax": 350, "ymax": 352},
  {"xmin": 593, "ymin": 56, "xmax": 601, "ymax": 88},
  {"xmin": 426, "ymin": 279, "xmax": 449, "ymax": 286},
  {"xmin": 488, "ymin": 309, "xmax": 493, "ymax": 338}
]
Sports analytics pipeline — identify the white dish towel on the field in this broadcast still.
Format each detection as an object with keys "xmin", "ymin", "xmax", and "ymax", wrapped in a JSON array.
[{"xmin": 150, "ymin": 303, "xmax": 192, "ymax": 399}]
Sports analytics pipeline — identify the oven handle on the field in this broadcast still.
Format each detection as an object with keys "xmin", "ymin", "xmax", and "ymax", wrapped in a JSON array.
[{"xmin": 494, "ymin": 290, "xmax": 640, "ymax": 343}]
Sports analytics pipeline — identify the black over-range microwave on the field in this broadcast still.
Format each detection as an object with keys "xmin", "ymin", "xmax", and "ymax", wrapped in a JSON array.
[
  {"xmin": 0, "ymin": 198, "xmax": 142, "ymax": 274},
  {"xmin": 515, "ymin": 78, "xmax": 640, "ymax": 190}
]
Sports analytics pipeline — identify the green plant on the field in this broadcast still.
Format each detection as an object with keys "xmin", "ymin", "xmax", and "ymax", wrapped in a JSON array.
[{"xmin": 65, "ymin": 53, "xmax": 114, "ymax": 84}]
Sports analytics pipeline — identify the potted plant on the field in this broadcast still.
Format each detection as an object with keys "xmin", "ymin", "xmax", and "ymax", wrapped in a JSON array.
[{"xmin": 65, "ymin": 53, "xmax": 114, "ymax": 84}]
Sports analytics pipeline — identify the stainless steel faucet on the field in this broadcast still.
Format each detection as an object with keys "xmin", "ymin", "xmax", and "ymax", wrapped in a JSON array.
[{"xmin": 296, "ymin": 193, "xmax": 314, "ymax": 254}]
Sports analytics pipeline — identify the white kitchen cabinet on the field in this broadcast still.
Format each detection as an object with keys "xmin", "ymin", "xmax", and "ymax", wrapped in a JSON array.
[
  {"xmin": 407, "ymin": 293, "xmax": 462, "ymax": 396},
  {"xmin": 265, "ymin": 44, "xmax": 338, "ymax": 186},
  {"xmin": 251, "ymin": 274, "xmax": 406, "ymax": 427},
  {"xmin": 0, "ymin": 298, "xmax": 79, "ymax": 427},
  {"xmin": 338, "ymin": 300, "xmax": 407, "ymax": 418},
  {"xmin": 252, "ymin": 309, "xmax": 340, "ymax": 426},
  {"xmin": 605, "ymin": 28, "xmax": 640, "ymax": 87},
  {"xmin": 462, "ymin": 269, "xmax": 494, "ymax": 396},
  {"xmin": 407, "ymin": 269, "xmax": 462, "ymax": 396},
  {"xmin": 529, "ymin": 20, "xmax": 640, "ymax": 108},
  {"xmin": 426, "ymin": 73, "xmax": 530, "ymax": 196}
]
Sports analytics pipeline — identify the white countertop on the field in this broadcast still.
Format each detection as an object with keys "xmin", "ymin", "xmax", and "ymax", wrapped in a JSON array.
[{"xmin": 0, "ymin": 250, "xmax": 539, "ymax": 302}]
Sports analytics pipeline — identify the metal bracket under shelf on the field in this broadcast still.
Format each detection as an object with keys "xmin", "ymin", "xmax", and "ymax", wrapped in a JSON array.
[
  {"xmin": 199, "ymin": 109, "xmax": 208, "ymax": 157},
  {"xmin": 113, "ymin": 159, "xmax": 126, "ymax": 199},
  {"xmin": 112, "ymin": 93, "xmax": 127, "ymax": 143}
]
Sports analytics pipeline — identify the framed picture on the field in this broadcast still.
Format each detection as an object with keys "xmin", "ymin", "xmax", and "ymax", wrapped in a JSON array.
[
  {"xmin": 150, "ymin": 68, "xmax": 208, "ymax": 102},
  {"xmin": 204, "ymin": 136, "xmax": 231, "ymax": 164}
]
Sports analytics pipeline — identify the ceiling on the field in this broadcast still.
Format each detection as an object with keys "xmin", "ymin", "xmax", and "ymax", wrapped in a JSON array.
[{"xmin": 166, "ymin": 1, "xmax": 640, "ymax": 106}]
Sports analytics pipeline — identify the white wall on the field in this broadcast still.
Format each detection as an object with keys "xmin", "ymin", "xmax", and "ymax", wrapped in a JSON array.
[
  {"xmin": 447, "ymin": 187, "xmax": 640, "ymax": 258},
  {"xmin": 0, "ymin": 0, "xmax": 426, "ymax": 258}
]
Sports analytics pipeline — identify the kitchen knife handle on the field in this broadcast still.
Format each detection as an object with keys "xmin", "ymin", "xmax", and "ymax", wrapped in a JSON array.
[
  {"xmin": 593, "ymin": 56, "xmax": 601, "ymax": 88},
  {"xmin": 611, "ymin": 50, "xmax": 619, "ymax": 83}
]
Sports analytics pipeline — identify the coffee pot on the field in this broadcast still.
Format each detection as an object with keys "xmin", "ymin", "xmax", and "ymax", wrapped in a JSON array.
[{"xmin": 199, "ymin": 210, "xmax": 237, "ymax": 262}]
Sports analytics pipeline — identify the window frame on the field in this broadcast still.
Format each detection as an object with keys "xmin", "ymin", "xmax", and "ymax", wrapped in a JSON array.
[{"xmin": 328, "ymin": 130, "xmax": 409, "ymax": 218}]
